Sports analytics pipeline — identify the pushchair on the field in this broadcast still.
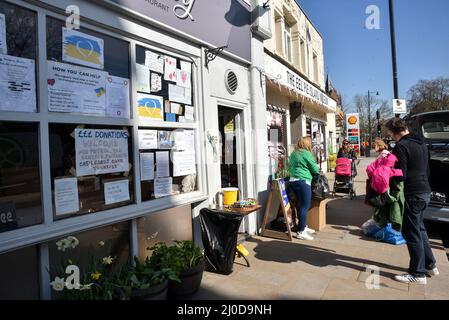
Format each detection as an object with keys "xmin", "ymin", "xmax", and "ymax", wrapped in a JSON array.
[{"xmin": 333, "ymin": 157, "xmax": 357, "ymax": 200}]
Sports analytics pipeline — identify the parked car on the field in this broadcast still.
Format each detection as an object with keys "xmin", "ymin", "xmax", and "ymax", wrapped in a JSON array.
[{"xmin": 405, "ymin": 111, "xmax": 449, "ymax": 226}]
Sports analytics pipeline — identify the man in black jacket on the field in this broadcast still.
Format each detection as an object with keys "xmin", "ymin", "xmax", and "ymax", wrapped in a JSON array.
[{"xmin": 385, "ymin": 117, "xmax": 439, "ymax": 284}]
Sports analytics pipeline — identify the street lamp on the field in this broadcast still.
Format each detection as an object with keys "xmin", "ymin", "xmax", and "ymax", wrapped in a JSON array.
[{"xmin": 367, "ymin": 90, "xmax": 379, "ymax": 156}]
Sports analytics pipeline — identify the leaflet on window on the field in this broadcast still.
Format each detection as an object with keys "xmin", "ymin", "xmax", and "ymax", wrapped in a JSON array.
[
  {"xmin": 54, "ymin": 177, "xmax": 79, "ymax": 215},
  {"xmin": 140, "ymin": 153, "xmax": 155, "ymax": 181},
  {"xmin": 168, "ymin": 84, "xmax": 191, "ymax": 105},
  {"xmin": 145, "ymin": 50, "xmax": 164, "ymax": 74},
  {"xmin": 150, "ymin": 72, "xmax": 162, "ymax": 92},
  {"xmin": 62, "ymin": 27, "xmax": 104, "ymax": 69},
  {"xmin": 106, "ymin": 75, "xmax": 130, "ymax": 118},
  {"xmin": 158, "ymin": 131, "xmax": 175, "ymax": 149},
  {"xmin": 180, "ymin": 61, "xmax": 191, "ymax": 73},
  {"xmin": 0, "ymin": 14, "xmax": 7, "ymax": 55},
  {"xmin": 164, "ymin": 56, "xmax": 177, "ymax": 82},
  {"xmin": 136, "ymin": 93, "xmax": 164, "ymax": 120},
  {"xmin": 0, "ymin": 54, "xmax": 36, "ymax": 112},
  {"xmin": 75, "ymin": 128, "xmax": 129, "ymax": 176},
  {"xmin": 173, "ymin": 151, "xmax": 196, "ymax": 177},
  {"xmin": 154, "ymin": 177, "xmax": 173, "ymax": 198},
  {"xmin": 47, "ymin": 61, "xmax": 107, "ymax": 114},
  {"xmin": 155, "ymin": 151, "xmax": 170, "ymax": 178},
  {"xmin": 176, "ymin": 69, "xmax": 191, "ymax": 89},
  {"xmin": 136, "ymin": 63, "xmax": 150, "ymax": 93},
  {"xmin": 138, "ymin": 129, "xmax": 158, "ymax": 149},
  {"xmin": 104, "ymin": 180, "xmax": 130, "ymax": 205},
  {"xmin": 184, "ymin": 106, "xmax": 195, "ymax": 121}
]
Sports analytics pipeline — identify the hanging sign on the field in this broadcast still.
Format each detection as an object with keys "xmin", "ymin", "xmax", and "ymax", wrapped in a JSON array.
[{"xmin": 392, "ymin": 99, "xmax": 407, "ymax": 114}]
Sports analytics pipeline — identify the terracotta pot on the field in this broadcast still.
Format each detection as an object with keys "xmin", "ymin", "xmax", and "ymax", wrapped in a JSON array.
[
  {"xmin": 168, "ymin": 261, "xmax": 205, "ymax": 299},
  {"xmin": 130, "ymin": 279, "xmax": 168, "ymax": 300}
]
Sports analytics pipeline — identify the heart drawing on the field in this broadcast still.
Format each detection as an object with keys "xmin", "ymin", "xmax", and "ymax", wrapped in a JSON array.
[
  {"xmin": 181, "ymin": 71, "xmax": 188, "ymax": 83},
  {"xmin": 47, "ymin": 79, "xmax": 55, "ymax": 86},
  {"xmin": 76, "ymin": 39, "xmax": 94, "ymax": 58}
]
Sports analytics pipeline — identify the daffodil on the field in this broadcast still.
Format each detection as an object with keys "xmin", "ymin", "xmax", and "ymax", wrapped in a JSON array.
[
  {"xmin": 79, "ymin": 283, "xmax": 93, "ymax": 291},
  {"xmin": 50, "ymin": 277, "xmax": 66, "ymax": 292},
  {"xmin": 67, "ymin": 236, "xmax": 79, "ymax": 249},
  {"xmin": 98, "ymin": 241, "xmax": 105, "ymax": 247},
  {"xmin": 91, "ymin": 272, "xmax": 101, "ymax": 281},
  {"xmin": 102, "ymin": 256, "xmax": 114, "ymax": 265}
]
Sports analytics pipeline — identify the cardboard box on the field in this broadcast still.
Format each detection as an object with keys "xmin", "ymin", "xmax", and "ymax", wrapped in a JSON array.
[{"xmin": 307, "ymin": 198, "xmax": 329, "ymax": 231}]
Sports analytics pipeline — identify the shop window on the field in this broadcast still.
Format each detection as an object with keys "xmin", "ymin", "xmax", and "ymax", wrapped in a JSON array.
[
  {"xmin": 48, "ymin": 221, "xmax": 130, "ymax": 298},
  {"xmin": 137, "ymin": 205, "xmax": 192, "ymax": 260},
  {"xmin": 0, "ymin": 245, "xmax": 40, "ymax": 299},
  {"xmin": 49, "ymin": 124, "xmax": 134, "ymax": 220},
  {"xmin": 135, "ymin": 45, "xmax": 194, "ymax": 123},
  {"xmin": 46, "ymin": 17, "xmax": 131, "ymax": 118},
  {"xmin": 0, "ymin": 121, "xmax": 42, "ymax": 233},
  {"xmin": 0, "ymin": 2, "xmax": 37, "ymax": 113},
  {"xmin": 139, "ymin": 128, "xmax": 198, "ymax": 202}
]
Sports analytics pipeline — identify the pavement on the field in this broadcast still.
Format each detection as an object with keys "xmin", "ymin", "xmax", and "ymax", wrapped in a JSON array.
[{"xmin": 192, "ymin": 156, "xmax": 449, "ymax": 300}]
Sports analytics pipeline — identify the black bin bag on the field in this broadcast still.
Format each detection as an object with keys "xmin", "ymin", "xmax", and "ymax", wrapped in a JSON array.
[{"xmin": 199, "ymin": 208, "xmax": 244, "ymax": 275}]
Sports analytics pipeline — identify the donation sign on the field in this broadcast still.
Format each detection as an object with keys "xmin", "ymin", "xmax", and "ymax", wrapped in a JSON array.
[
  {"xmin": 75, "ymin": 129, "xmax": 129, "ymax": 176},
  {"xmin": 47, "ymin": 61, "xmax": 107, "ymax": 115}
]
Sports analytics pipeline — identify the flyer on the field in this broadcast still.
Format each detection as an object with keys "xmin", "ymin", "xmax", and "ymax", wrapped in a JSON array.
[
  {"xmin": 54, "ymin": 177, "xmax": 79, "ymax": 215},
  {"xmin": 136, "ymin": 63, "xmax": 150, "ymax": 93},
  {"xmin": 75, "ymin": 128, "xmax": 129, "ymax": 176},
  {"xmin": 184, "ymin": 106, "xmax": 195, "ymax": 121},
  {"xmin": 138, "ymin": 130, "xmax": 158, "ymax": 150},
  {"xmin": 168, "ymin": 84, "xmax": 191, "ymax": 105},
  {"xmin": 176, "ymin": 69, "xmax": 191, "ymax": 89},
  {"xmin": 170, "ymin": 103, "xmax": 182, "ymax": 115},
  {"xmin": 0, "ymin": 54, "xmax": 36, "ymax": 112},
  {"xmin": 0, "ymin": 14, "xmax": 7, "ymax": 55},
  {"xmin": 106, "ymin": 75, "xmax": 130, "ymax": 118},
  {"xmin": 136, "ymin": 93, "xmax": 164, "ymax": 120},
  {"xmin": 62, "ymin": 27, "xmax": 104, "ymax": 69},
  {"xmin": 173, "ymin": 151, "xmax": 196, "ymax": 177},
  {"xmin": 104, "ymin": 180, "xmax": 130, "ymax": 205},
  {"xmin": 47, "ymin": 61, "xmax": 107, "ymax": 114},
  {"xmin": 180, "ymin": 61, "xmax": 192, "ymax": 73},
  {"xmin": 155, "ymin": 151, "xmax": 170, "ymax": 178},
  {"xmin": 145, "ymin": 50, "xmax": 164, "ymax": 74},
  {"xmin": 158, "ymin": 131, "xmax": 175, "ymax": 149},
  {"xmin": 150, "ymin": 72, "xmax": 162, "ymax": 92},
  {"xmin": 140, "ymin": 153, "xmax": 155, "ymax": 181},
  {"xmin": 154, "ymin": 177, "xmax": 173, "ymax": 198},
  {"xmin": 164, "ymin": 55, "xmax": 177, "ymax": 82}
]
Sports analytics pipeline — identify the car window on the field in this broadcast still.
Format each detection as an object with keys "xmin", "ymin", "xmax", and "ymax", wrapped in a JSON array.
[{"xmin": 421, "ymin": 116, "xmax": 449, "ymax": 140}]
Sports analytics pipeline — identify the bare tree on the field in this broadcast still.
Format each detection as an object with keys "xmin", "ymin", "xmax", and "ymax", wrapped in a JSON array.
[{"xmin": 408, "ymin": 77, "xmax": 449, "ymax": 114}]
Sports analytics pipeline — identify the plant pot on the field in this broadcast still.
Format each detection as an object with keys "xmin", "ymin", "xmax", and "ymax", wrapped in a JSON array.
[
  {"xmin": 130, "ymin": 279, "xmax": 168, "ymax": 300},
  {"xmin": 168, "ymin": 261, "xmax": 205, "ymax": 299}
]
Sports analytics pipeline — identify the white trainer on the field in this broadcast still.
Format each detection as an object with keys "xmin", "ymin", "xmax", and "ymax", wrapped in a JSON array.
[
  {"xmin": 304, "ymin": 226, "xmax": 316, "ymax": 234},
  {"xmin": 296, "ymin": 231, "xmax": 314, "ymax": 241},
  {"xmin": 426, "ymin": 267, "xmax": 439, "ymax": 276},
  {"xmin": 394, "ymin": 273, "xmax": 427, "ymax": 284}
]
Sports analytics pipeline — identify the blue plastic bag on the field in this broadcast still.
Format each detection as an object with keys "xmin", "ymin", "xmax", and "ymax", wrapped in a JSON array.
[{"xmin": 373, "ymin": 223, "xmax": 406, "ymax": 245}]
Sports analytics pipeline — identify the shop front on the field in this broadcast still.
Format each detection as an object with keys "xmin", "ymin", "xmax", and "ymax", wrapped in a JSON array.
[
  {"xmin": 264, "ymin": 52, "xmax": 337, "ymax": 175},
  {"xmin": 0, "ymin": 0, "xmax": 261, "ymax": 299}
]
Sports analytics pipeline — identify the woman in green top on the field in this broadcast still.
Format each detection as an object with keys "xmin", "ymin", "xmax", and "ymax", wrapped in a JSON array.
[{"xmin": 289, "ymin": 137, "xmax": 320, "ymax": 240}]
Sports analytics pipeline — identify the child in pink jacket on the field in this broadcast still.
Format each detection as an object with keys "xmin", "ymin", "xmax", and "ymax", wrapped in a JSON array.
[{"xmin": 366, "ymin": 139, "xmax": 403, "ymax": 195}]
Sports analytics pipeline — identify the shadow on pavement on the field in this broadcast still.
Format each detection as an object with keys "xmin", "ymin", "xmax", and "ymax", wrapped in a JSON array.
[{"xmin": 247, "ymin": 237, "xmax": 408, "ymax": 279}]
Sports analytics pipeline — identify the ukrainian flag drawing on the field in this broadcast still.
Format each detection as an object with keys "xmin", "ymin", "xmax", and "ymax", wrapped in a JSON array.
[
  {"xmin": 95, "ymin": 87, "xmax": 106, "ymax": 97},
  {"xmin": 63, "ymin": 30, "xmax": 103, "ymax": 68},
  {"xmin": 137, "ymin": 95, "xmax": 163, "ymax": 120}
]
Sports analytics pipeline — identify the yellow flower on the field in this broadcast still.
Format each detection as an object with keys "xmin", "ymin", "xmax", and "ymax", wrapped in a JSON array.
[{"xmin": 91, "ymin": 272, "xmax": 101, "ymax": 281}]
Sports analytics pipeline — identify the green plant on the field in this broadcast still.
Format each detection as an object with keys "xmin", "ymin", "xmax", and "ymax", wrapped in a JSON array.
[{"xmin": 148, "ymin": 240, "xmax": 204, "ymax": 275}]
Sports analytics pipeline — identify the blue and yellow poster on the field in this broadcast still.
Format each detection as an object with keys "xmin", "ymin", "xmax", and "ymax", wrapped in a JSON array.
[
  {"xmin": 136, "ymin": 93, "xmax": 164, "ymax": 120},
  {"xmin": 62, "ymin": 28, "xmax": 104, "ymax": 70}
]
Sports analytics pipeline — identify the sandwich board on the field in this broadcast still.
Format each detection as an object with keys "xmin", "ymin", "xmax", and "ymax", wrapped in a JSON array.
[{"xmin": 261, "ymin": 178, "xmax": 293, "ymax": 241}]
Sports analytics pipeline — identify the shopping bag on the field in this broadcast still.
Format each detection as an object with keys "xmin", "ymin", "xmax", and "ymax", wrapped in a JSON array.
[
  {"xmin": 311, "ymin": 174, "xmax": 331, "ymax": 200},
  {"xmin": 361, "ymin": 218, "xmax": 382, "ymax": 237},
  {"xmin": 373, "ymin": 223, "xmax": 406, "ymax": 245}
]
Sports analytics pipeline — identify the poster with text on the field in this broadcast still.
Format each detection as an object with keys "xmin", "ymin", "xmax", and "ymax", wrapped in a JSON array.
[
  {"xmin": 136, "ymin": 63, "xmax": 150, "ymax": 93},
  {"xmin": 104, "ymin": 180, "xmax": 130, "ymax": 205},
  {"xmin": 0, "ymin": 54, "xmax": 36, "ymax": 112},
  {"xmin": 140, "ymin": 153, "xmax": 155, "ymax": 181},
  {"xmin": 0, "ymin": 14, "xmax": 6, "ymax": 54},
  {"xmin": 164, "ymin": 55, "xmax": 177, "ymax": 82},
  {"xmin": 168, "ymin": 84, "xmax": 191, "ymax": 105},
  {"xmin": 106, "ymin": 75, "xmax": 130, "ymax": 118},
  {"xmin": 47, "ymin": 61, "xmax": 107, "ymax": 114},
  {"xmin": 138, "ymin": 130, "xmax": 158, "ymax": 149},
  {"xmin": 136, "ymin": 93, "xmax": 164, "ymax": 120},
  {"xmin": 173, "ymin": 151, "xmax": 196, "ymax": 177},
  {"xmin": 62, "ymin": 27, "xmax": 104, "ymax": 69},
  {"xmin": 75, "ymin": 128, "xmax": 129, "ymax": 176},
  {"xmin": 154, "ymin": 177, "xmax": 173, "ymax": 198},
  {"xmin": 54, "ymin": 177, "xmax": 79, "ymax": 215},
  {"xmin": 145, "ymin": 50, "xmax": 164, "ymax": 73}
]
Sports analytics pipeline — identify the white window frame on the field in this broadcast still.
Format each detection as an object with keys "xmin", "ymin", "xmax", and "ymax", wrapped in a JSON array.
[
  {"xmin": 0, "ymin": 0, "xmax": 208, "ymax": 299},
  {"xmin": 283, "ymin": 21, "xmax": 292, "ymax": 62}
]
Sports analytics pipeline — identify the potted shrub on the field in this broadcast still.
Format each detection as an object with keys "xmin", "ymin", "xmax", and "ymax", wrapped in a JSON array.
[
  {"xmin": 149, "ymin": 240, "xmax": 205, "ymax": 299},
  {"xmin": 114, "ymin": 256, "xmax": 179, "ymax": 300}
]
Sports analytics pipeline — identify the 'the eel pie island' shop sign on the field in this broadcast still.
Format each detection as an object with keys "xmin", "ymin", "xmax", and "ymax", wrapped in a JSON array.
[{"xmin": 106, "ymin": 0, "xmax": 252, "ymax": 62}]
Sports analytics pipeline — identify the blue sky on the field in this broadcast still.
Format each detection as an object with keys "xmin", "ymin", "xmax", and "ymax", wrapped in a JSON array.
[{"xmin": 298, "ymin": 0, "xmax": 449, "ymax": 111}]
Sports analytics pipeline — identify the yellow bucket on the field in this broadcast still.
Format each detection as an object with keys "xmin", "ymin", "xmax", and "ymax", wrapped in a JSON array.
[{"xmin": 222, "ymin": 187, "xmax": 239, "ymax": 205}]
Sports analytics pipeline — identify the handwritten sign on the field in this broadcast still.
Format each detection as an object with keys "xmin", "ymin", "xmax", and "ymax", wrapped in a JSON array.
[{"xmin": 75, "ymin": 128, "xmax": 129, "ymax": 176}]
